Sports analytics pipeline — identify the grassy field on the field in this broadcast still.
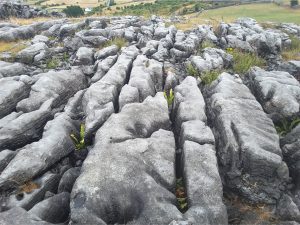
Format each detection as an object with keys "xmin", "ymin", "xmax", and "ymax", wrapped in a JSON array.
[
  {"xmin": 175, "ymin": 3, "xmax": 300, "ymax": 30},
  {"xmin": 27, "ymin": 0, "xmax": 155, "ymax": 9}
]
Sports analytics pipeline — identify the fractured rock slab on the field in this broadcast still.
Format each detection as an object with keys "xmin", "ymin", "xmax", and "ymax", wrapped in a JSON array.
[
  {"xmin": 70, "ymin": 93, "xmax": 184, "ymax": 224},
  {"xmin": 245, "ymin": 67, "xmax": 300, "ymax": 120},
  {"xmin": 205, "ymin": 72, "xmax": 289, "ymax": 204},
  {"xmin": 17, "ymin": 69, "xmax": 88, "ymax": 113},
  {"xmin": 82, "ymin": 46, "xmax": 139, "ymax": 138},
  {"xmin": 0, "ymin": 113, "xmax": 77, "ymax": 188}
]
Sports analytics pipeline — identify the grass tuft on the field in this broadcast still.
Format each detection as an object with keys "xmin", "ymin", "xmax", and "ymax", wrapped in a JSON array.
[
  {"xmin": 46, "ymin": 57, "xmax": 60, "ymax": 69},
  {"xmin": 229, "ymin": 49, "xmax": 266, "ymax": 74},
  {"xmin": 275, "ymin": 117, "xmax": 300, "ymax": 137},
  {"xmin": 201, "ymin": 40, "xmax": 217, "ymax": 49},
  {"xmin": 102, "ymin": 37, "xmax": 127, "ymax": 50},
  {"xmin": 201, "ymin": 70, "xmax": 221, "ymax": 85},
  {"xmin": 282, "ymin": 36, "xmax": 300, "ymax": 61},
  {"xmin": 186, "ymin": 63, "xmax": 199, "ymax": 77}
]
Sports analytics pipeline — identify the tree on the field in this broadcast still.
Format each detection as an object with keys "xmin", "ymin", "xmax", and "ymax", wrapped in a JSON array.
[
  {"xmin": 195, "ymin": 3, "xmax": 201, "ymax": 12},
  {"xmin": 291, "ymin": 0, "xmax": 299, "ymax": 7},
  {"xmin": 63, "ymin": 5, "xmax": 84, "ymax": 17}
]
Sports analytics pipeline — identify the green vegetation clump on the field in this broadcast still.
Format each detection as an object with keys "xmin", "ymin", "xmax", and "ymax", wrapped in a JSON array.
[
  {"xmin": 275, "ymin": 117, "xmax": 300, "ymax": 137},
  {"xmin": 63, "ymin": 52, "xmax": 69, "ymax": 62},
  {"xmin": 176, "ymin": 178, "xmax": 188, "ymax": 212},
  {"xmin": 201, "ymin": 70, "xmax": 221, "ymax": 85},
  {"xmin": 291, "ymin": 0, "xmax": 299, "ymax": 7},
  {"xmin": 70, "ymin": 124, "xmax": 86, "ymax": 151},
  {"xmin": 113, "ymin": 0, "xmax": 195, "ymax": 16},
  {"xmin": 103, "ymin": 37, "xmax": 127, "ymax": 50},
  {"xmin": 186, "ymin": 63, "xmax": 199, "ymax": 77},
  {"xmin": 163, "ymin": 89, "xmax": 175, "ymax": 107},
  {"xmin": 229, "ymin": 48, "xmax": 266, "ymax": 74},
  {"xmin": 63, "ymin": 5, "xmax": 84, "ymax": 17},
  {"xmin": 201, "ymin": 40, "xmax": 217, "ymax": 49},
  {"xmin": 46, "ymin": 58, "xmax": 60, "ymax": 69},
  {"xmin": 282, "ymin": 36, "xmax": 300, "ymax": 61}
]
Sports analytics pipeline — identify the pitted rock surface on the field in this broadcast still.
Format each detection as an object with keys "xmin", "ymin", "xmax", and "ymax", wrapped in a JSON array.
[{"xmin": 0, "ymin": 15, "xmax": 299, "ymax": 225}]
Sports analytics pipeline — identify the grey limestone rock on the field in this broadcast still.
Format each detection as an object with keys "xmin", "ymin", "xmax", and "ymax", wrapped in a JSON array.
[
  {"xmin": 17, "ymin": 69, "xmax": 88, "ymax": 113},
  {"xmin": 15, "ymin": 42, "xmax": 50, "ymax": 65},
  {"xmin": 0, "ymin": 76, "xmax": 31, "ymax": 119},
  {"xmin": 58, "ymin": 167, "xmax": 81, "ymax": 193},
  {"xmin": 204, "ymin": 72, "xmax": 289, "ymax": 204},
  {"xmin": 82, "ymin": 46, "xmax": 139, "ymax": 139},
  {"xmin": 28, "ymin": 192, "xmax": 70, "ymax": 223},
  {"xmin": 0, "ymin": 99, "xmax": 53, "ymax": 151},
  {"xmin": 0, "ymin": 112, "xmax": 77, "ymax": 188},
  {"xmin": 245, "ymin": 67, "xmax": 300, "ymax": 121},
  {"xmin": 70, "ymin": 93, "xmax": 182, "ymax": 225}
]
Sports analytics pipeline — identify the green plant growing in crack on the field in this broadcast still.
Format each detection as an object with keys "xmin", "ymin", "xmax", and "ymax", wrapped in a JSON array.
[
  {"xmin": 63, "ymin": 52, "xmax": 69, "ymax": 62},
  {"xmin": 186, "ymin": 63, "xmax": 199, "ymax": 77},
  {"xmin": 275, "ymin": 117, "xmax": 300, "ymax": 137},
  {"xmin": 201, "ymin": 70, "xmax": 221, "ymax": 85},
  {"xmin": 70, "ymin": 124, "xmax": 86, "ymax": 151},
  {"xmin": 176, "ymin": 178, "xmax": 188, "ymax": 212},
  {"xmin": 163, "ymin": 89, "xmax": 174, "ymax": 107},
  {"xmin": 46, "ymin": 57, "xmax": 60, "ymax": 69}
]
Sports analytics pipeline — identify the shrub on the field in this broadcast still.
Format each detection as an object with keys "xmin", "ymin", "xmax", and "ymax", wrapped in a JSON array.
[
  {"xmin": 201, "ymin": 70, "xmax": 221, "ymax": 85},
  {"xmin": 291, "ymin": 0, "xmax": 299, "ymax": 7},
  {"xmin": 229, "ymin": 49, "xmax": 266, "ymax": 74},
  {"xmin": 63, "ymin": 5, "xmax": 84, "ymax": 17}
]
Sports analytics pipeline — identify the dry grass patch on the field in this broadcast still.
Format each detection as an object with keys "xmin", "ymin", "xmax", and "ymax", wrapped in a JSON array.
[
  {"xmin": 173, "ymin": 3, "xmax": 300, "ymax": 31},
  {"xmin": 7, "ymin": 17, "xmax": 52, "ymax": 25},
  {"xmin": 282, "ymin": 36, "xmax": 300, "ymax": 61},
  {"xmin": 0, "ymin": 41, "xmax": 27, "ymax": 54}
]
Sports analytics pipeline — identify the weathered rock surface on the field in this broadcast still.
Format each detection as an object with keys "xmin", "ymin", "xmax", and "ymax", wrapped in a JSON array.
[
  {"xmin": 16, "ymin": 42, "xmax": 50, "ymax": 65},
  {"xmin": 0, "ymin": 61, "xmax": 29, "ymax": 78},
  {"xmin": 92, "ymin": 55, "xmax": 118, "ymax": 82},
  {"xmin": 17, "ymin": 69, "xmax": 88, "ymax": 113},
  {"xmin": 2, "ymin": 172, "xmax": 60, "ymax": 211},
  {"xmin": 0, "ymin": 2, "xmax": 63, "ymax": 19},
  {"xmin": 217, "ymin": 18, "xmax": 290, "ymax": 58},
  {"xmin": 72, "ymin": 47, "xmax": 94, "ymax": 66},
  {"xmin": 245, "ymin": 67, "xmax": 300, "ymax": 121},
  {"xmin": 0, "ymin": 15, "xmax": 300, "ymax": 225},
  {"xmin": 172, "ymin": 77, "xmax": 228, "ymax": 224},
  {"xmin": 28, "ymin": 192, "xmax": 70, "ymax": 223},
  {"xmin": 0, "ymin": 99, "xmax": 53, "ymax": 151},
  {"xmin": 204, "ymin": 72, "xmax": 289, "ymax": 204},
  {"xmin": 281, "ymin": 124, "xmax": 300, "ymax": 188},
  {"xmin": 82, "ymin": 45, "xmax": 138, "ymax": 138},
  {"xmin": 0, "ymin": 207, "xmax": 51, "ymax": 225},
  {"xmin": 128, "ymin": 55, "xmax": 163, "ymax": 101},
  {"xmin": 190, "ymin": 47, "xmax": 233, "ymax": 74},
  {"xmin": 0, "ymin": 76, "xmax": 31, "ymax": 119},
  {"xmin": 58, "ymin": 167, "xmax": 81, "ymax": 193},
  {"xmin": 0, "ymin": 113, "xmax": 77, "ymax": 188},
  {"xmin": 276, "ymin": 60, "xmax": 300, "ymax": 82},
  {"xmin": 70, "ymin": 93, "xmax": 183, "ymax": 224}
]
